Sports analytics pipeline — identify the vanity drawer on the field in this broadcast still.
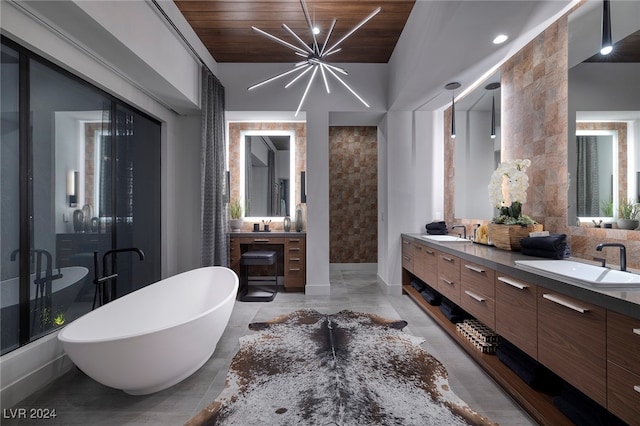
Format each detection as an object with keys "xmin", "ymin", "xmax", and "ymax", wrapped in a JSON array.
[
  {"xmin": 538, "ymin": 289, "xmax": 606, "ymax": 406},
  {"xmin": 437, "ymin": 253, "xmax": 460, "ymax": 304},
  {"xmin": 415, "ymin": 245, "xmax": 438, "ymax": 287},
  {"xmin": 495, "ymin": 275, "xmax": 538, "ymax": 359},
  {"xmin": 402, "ymin": 238, "xmax": 414, "ymax": 272},
  {"xmin": 229, "ymin": 237, "xmax": 241, "ymax": 274},
  {"xmin": 460, "ymin": 286, "xmax": 495, "ymax": 330},
  {"xmin": 607, "ymin": 361, "xmax": 640, "ymax": 425},
  {"xmin": 607, "ymin": 310, "xmax": 640, "ymax": 376},
  {"xmin": 461, "ymin": 262, "xmax": 495, "ymax": 299}
]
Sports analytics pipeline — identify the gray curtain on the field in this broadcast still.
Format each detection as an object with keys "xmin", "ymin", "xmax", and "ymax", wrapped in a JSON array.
[
  {"xmin": 576, "ymin": 135, "xmax": 600, "ymax": 216},
  {"xmin": 201, "ymin": 67, "xmax": 228, "ymax": 267}
]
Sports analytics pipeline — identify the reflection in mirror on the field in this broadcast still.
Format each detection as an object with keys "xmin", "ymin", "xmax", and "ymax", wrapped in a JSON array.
[
  {"xmin": 567, "ymin": 0, "xmax": 640, "ymax": 224},
  {"xmin": 240, "ymin": 130, "xmax": 295, "ymax": 218},
  {"xmin": 453, "ymin": 72, "xmax": 501, "ymax": 220},
  {"xmin": 575, "ymin": 129, "xmax": 617, "ymax": 218}
]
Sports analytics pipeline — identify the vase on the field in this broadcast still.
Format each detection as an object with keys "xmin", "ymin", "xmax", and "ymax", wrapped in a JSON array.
[
  {"xmin": 229, "ymin": 218, "xmax": 244, "ymax": 232},
  {"xmin": 295, "ymin": 204, "xmax": 304, "ymax": 232},
  {"xmin": 616, "ymin": 219, "xmax": 639, "ymax": 230},
  {"xmin": 73, "ymin": 209, "xmax": 84, "ymax": 233},
  {"xmin": 284, "ymin": 216, "xmax": 291, "ymax": 232},
  {"xmin": 487, "ymin": 223, "xmax": 543, "ymax": 251}
]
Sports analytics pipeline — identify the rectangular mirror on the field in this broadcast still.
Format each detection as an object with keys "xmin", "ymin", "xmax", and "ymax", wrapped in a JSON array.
[
  {"xmin": 453, "ymin": 71, "xmax": 501, "ymax": 220},
  {"xmin": 240, "ymin": 130, "xmax": 296, "ymax": 219},
  {"xmin": 567, "ymin": 0, "xmax": 640, "ymax": 225}
]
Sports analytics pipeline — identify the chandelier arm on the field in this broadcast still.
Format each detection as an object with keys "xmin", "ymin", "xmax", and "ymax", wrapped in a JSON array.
[
  {"xmin": 322, "ymin": 62, "xmax": 348, "ymax": 75},
  {"xmin": 282, "ymin": 24, "xmax": 314, "ymax": 54},
  {"xmin": 322, "ymin": 47, "xmax": 342, "ymax": 58},
  {"xmin": 325, "ymin": 66, "xmax": 369, "ymax": 108},
  {"xmin": 319, "ymin": 64, "xmax": 331, "ymax": 93},
  {"xmin": 295, "ymin": 66, "xmax": 319, "ymax": 117},
  {"xmin": 324, "ymin": 7, "xmax": 381, "ymax": 55},
  {"xmin": 285, "ymin": 64, "xmax": 314, "ymax": 88},
  {"xmin": 319, "ymin": 18, "xmax": 337, "ymax": 56},
  {"xmin": 252, "ymin": 26, "xmax": 309, "ymax": 56},
  {"xmin": 294, "ymin": 52, "xmax": 308, "ymax": 58},
  {"xmin": 299, "ymin": 0, "xmax": 319, "ymax": 54},
  {"xmin": 248, "ymin": 66, "xmax": 308, "ymax": 91}
]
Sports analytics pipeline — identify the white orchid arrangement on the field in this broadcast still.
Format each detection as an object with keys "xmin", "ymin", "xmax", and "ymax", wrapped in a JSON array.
[{"xmin": 488, "ymin": 158, "xmax": 536, "ymax": 225}]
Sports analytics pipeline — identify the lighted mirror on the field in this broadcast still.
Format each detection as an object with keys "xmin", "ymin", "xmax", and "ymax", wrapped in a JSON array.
[
  {"xmin": 453, "ymin": 71, "xmax": 502, "ymax": 220},
  {"xmin": 567, "ymin": 0, "xmax": 640, "ymax": 225},
  {"xmin": 240, "ymin": 130, "xmax": 296, "ymax": 219}
]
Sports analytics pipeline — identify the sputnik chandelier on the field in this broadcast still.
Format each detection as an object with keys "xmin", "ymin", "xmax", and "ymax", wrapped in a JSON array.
[{"xmin": 248, "ymin": 0, "xmax": 381, "ymax": 116}]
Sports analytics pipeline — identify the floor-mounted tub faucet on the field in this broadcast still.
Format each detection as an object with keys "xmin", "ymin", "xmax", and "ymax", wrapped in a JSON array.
[
  {"xmin": 596, "ymin": 243, "xmax": 626, "ymax": 271},
  {"xmin": 93, "ymin": 248, "xmax": 145, "ymax": 309}
]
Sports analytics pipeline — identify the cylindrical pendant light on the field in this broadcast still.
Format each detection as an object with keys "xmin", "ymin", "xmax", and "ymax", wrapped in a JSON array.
[
  {"xmin": 445, "ymin": 82, "xmax": 461, "ymax": 139},
  {"xmin": 600, "ymin": 0, "xmax": 613, "ymax": 55},
  {"xmin": 485, "ymin": 82, "xmax": 501, "ymax": 139}
]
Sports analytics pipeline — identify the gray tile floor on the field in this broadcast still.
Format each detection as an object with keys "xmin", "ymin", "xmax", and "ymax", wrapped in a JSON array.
[{"xmin": 5, "ymin": 268, "xmax": 536, "ymax": 425}]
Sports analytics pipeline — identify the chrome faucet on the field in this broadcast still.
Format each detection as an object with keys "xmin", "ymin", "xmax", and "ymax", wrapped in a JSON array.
[
  {"xmin": 451, "ymin": 225, "xmax": 467, "ymax": 239},
  {"xmin": 596, "ymin": 243, "xmax": 626, "ymax": 271}
]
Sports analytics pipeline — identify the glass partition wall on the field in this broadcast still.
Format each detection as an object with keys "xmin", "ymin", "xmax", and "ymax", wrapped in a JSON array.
[{"xmin": 1, "ymin": 38, "xmax": 161, "ymax": 355}]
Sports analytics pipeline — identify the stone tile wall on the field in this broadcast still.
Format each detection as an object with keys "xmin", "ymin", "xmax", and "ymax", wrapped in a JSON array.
[{"xmin": 329, "ymin": 126, "xmax": 378, "ymax": 263}]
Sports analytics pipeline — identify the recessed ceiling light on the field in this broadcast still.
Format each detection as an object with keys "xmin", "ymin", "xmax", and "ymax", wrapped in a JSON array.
[{"xmin": 493, "ymin": 34, "xmax": 508, "ymax": 44}]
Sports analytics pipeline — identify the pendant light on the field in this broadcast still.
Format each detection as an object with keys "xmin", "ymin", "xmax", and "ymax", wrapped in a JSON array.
[
  {"xmin": 600, "ymin": 0, "xmax": 613, "ymax": 55},
  {"xmin": 445, "ymin": 82, "xmax": 461, "ymax": 139},
  {"xmin": 485, "ymin": 82, "xmax": 501, "ymax": 139}
]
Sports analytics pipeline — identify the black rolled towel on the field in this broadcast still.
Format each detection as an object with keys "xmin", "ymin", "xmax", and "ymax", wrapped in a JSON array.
[
  {"xmin": 520, "ymin": 233, "xmax": 567, "ymax": 251},
  {"xmin": 425, "ymin": 221, "xmax": 447, "ymax": 231},
  {"xmin": 521, "ymin": 244, "xmax": 570, "ymax": 260}
]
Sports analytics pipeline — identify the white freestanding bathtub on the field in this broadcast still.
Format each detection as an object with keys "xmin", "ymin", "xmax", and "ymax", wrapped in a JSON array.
[{"xmin": 58, "ymin": 266, "xmax": 238, "ymax": 395}]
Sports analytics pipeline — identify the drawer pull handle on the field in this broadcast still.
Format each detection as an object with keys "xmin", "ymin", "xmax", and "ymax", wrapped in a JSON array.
[
  {"xmin": 289, "ymin": 268, "xmax": 301, "ymax": 271},
  {"xmin": 634, "ymin": 328, "xmax": 640, "ymax": 336},
  {"xmin": 464, "ymin": 290, "xmax": 485, "ymax": 303},
  {"xmin": 497, "ymin": 276, "xmax": 528, "ymax": 290},
  {"xmin": 464, "ymin": 264, "xmax": 485, "ymax": 274},
  {"xmin": 290, "ymin": 258, "xmax": 301, "ymax": 262},
  {"xmin": 441, "ymin": 278, "xmax": 454, "ymax": 286},
  {"xmin": 253, "ymin": 239, "xmax": 270, "ymax": 243},
  {"xmin": 290, "ymin": 239, "xmax": 300, "ymax": 242},
  {"xmin": 403, "ymin": 256, "xmax": 411, "ymax": 261},
  {"xmin": 403, "ymin": 240, "xmax": 410, "ymax": 245},
  {"xmin": 542, "ymin": 293, "xmax": 589, "ymax": 314},
  {"xmin": 425, "ymin": 250, "xmax": 435, "ymax": 255},
  {"xmin": 634, "ymin": 385, "xmax": 640, "ymax": 394},
  {"xmin": 289, "ymin": 247, "xmax": 301, "ymax": 251},
  {"xmin": 442, "ymin": 256, "xmax": 454, "ymax": 262}
]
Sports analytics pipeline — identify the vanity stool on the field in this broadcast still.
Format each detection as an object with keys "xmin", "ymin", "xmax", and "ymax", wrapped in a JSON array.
[{"xmin": 239, "ymin": 250, "xmax": 278, "ymax": 302}]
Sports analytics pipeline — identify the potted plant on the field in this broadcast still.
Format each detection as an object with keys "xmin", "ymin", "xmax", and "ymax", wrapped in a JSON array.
[
  {"xmin": 617, "ymin": 197, "xmax": 640, "ymax": 230},
  {"xmin": 229, "ymin": 198, "xmax": 244, "ymax": 232}
]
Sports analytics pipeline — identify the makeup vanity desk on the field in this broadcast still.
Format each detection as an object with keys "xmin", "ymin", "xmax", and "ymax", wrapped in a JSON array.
[{"xmin": 229, "ymin": 232, "xmax": 306, "ymax": 292}]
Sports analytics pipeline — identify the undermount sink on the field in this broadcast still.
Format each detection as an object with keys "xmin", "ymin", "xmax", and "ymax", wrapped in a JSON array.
[
  {"xmin": 515, "ymin": 259, "xmax": 640, "ymax": 288},
  {"xmin": 421, "ymin": 235, "xmax": 470, "ymax": 243}
]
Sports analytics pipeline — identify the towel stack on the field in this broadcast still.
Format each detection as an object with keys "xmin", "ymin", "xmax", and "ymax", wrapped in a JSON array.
[
  {"xmin": 553, "ymin": 383, "xmax": 626, "ymax": 426},
  {"xmin": 438, "ymin": 297, "xmax": 469, "ymax": 323},
  {"xmin": 520, "ymin": 233, "xmax": 570, "ymax": 259},
  {"xmin": 425, "ymin": 221, "xmax": 447, "ymax": 235},
  {"xmin": 496, "ymin": 340, "xmax": 562, "ymax": 394}
]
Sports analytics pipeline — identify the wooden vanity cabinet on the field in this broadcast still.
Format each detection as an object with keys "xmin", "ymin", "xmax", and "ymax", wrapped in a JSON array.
[
  {"xmin": 402, "ymin": 238, "xmax": 414, "ymax": 273},
  {"xmin": 414, "ymin": 244, "xmax": 437, "ymax": 287},
  {"xmin": 606, "ymin": 310, "xmax": 640, "ymax": 424},
  {"xmin": 538, "ymin": 288, "xmax": 607, "ymax": 406},
  {"xmin": 495, "ymin": 274, "xmax": 538, "ymax": 359},
  {"xmin": 437, "ymin": 253, "xmax": 461, "ymax": 304},
  {"xmin": 460, "ymin": 261, "xmax": 495, "ymax": 329},
  {"xmin": 284, "ymin": 237, "xmax": 306, "ymax": 291}
]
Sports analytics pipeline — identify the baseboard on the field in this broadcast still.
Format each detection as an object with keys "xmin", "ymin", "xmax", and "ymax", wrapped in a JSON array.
[
  {"xmin": 330, "ymin": 263, "xmax": 377, "ymax": 272},
  {"xmin": 0, "ymin": 331, "xmax": 74, "ymax": 408}
]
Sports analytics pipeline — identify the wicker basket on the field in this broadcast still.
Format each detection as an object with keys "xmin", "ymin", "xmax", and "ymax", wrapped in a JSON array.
[{"xmin": 487, "ymin": 223, "xmax": 543, "ymax": 251}]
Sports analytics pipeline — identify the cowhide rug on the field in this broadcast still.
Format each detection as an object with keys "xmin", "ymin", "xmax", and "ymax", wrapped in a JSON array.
[{"xmin": 186, "ymin": 309, "xmax": 497, "ymax": 426}]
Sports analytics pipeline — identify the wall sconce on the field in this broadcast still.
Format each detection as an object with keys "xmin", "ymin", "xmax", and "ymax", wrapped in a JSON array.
[
  {"xmin": 485, "ymin": 82, "xmax": 501, "ymax": 139},
  {"xmin": 445, "ymin": 82, "xmax": 461, "ymax": 139},
  {"xmin": 301, "ymin": 171, "xmax": 307, "ymax": 203},
  {"xmin": 600, "ymin": 0, "xmax": 613, "ymax": 55},
  {"xmin": 67, "ymin": 170, "xmax": 79, "ymax": 207}
]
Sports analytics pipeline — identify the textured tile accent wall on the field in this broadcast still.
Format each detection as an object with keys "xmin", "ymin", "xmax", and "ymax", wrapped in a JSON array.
[
  {"xmin": 446, "ymin": 13, "xmax": 640, "ymax": 270},
  {"xmin": 329, "ymin": 126, "xmax": 378, "ymax": 263},
  {"xmin": 228, "ymin": 122, "xmax": 306, "ymax": 232}
]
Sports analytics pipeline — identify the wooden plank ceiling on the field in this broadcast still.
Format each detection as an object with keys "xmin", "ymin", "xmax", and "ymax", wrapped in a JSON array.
[{"xmin": 175, "ymin": 0, "xmax": 416, "ymax": 63}]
